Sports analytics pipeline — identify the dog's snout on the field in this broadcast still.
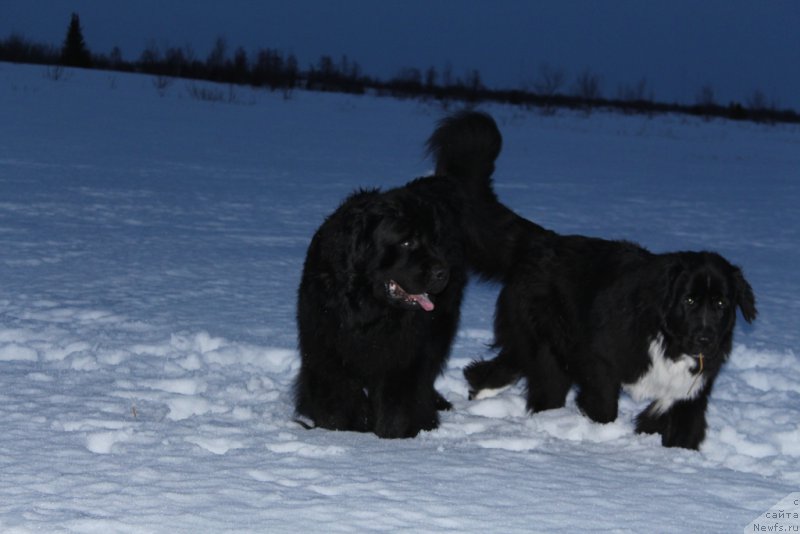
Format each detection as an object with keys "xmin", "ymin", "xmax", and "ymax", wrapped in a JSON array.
[
  {"xmin": 693, "ymin": 329, "xmax": 715, "ymax": 349},
  {"xmin": 429, "ymin": 265, "xmax": 449, "ymax": 290}
]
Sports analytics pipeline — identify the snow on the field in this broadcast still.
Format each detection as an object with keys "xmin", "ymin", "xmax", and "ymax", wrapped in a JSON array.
[{"xmin": 1, "ymin": 62, "xmax": 799, "ymax": 533}]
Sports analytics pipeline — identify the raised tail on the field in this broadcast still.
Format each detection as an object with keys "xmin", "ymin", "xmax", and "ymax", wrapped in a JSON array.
[
  {"xmin": 425, "ymin": 110, "xmax": 502, "ymax": 193},
  {"xmin": 425, "ymin": 110, "xmax": 552, "ymax": 280}
]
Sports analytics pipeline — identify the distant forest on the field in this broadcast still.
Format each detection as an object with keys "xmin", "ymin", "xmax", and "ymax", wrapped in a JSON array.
[{"xmin": 2, "ymin": 13, "xmax": 798, "ymax": 124}]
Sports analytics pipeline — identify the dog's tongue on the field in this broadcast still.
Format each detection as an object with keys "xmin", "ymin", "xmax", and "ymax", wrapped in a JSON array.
[{"xmin": 409, "ymin": 293, "xmax": 435, "ymax": 312}]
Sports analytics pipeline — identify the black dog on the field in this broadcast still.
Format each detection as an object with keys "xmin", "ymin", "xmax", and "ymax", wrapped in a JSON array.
[
  {"xmin": 295, "ymin": 111, "xmax": 531, "ymax": 438},
  {"xmin": 465, "ymin": 232, "xmax": 757, "ymax": 449}
]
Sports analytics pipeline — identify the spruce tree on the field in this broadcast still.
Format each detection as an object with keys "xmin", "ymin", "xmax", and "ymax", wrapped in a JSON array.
[{"xmin": 61, "ymin": 13, "xmax": 91, "ymax": 68}]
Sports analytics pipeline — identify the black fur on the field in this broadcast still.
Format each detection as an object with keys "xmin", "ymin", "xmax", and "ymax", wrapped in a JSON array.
[
  {"xmin": 465, "ymin": 231, "xmax": 757, "ymax": 450},
  {"xmin": 295, "ymin": 111, "xmax": 529, "ymax": 438},
  {"xmin": 425, "ymin": 111, "xmax": 552, "ymax": 280}
]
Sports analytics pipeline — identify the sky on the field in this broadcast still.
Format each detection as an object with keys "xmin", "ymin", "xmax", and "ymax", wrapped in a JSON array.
[{"xmin": 2, "ymin": 0, "xmax": 800, "ymax": 110}]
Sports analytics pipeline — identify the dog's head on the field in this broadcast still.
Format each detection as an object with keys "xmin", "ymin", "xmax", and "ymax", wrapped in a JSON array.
[
  {"xmin": 348, "ymin": 189, "xmax": 450, "ymax": 312},
  {"xmin": 660, "ymin": 251, "xmax": 756, "ymax": 359}
]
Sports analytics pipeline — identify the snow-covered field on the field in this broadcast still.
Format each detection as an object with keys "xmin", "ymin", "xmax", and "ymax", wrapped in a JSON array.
[{"xmin": 1, "ymin": 62, "xmax": 798, "ymax": 533}]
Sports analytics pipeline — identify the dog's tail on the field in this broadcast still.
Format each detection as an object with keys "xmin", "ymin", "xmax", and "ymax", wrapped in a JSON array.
[
  {"xmin": 425, "ymin": 110, "xmax": 502, "ymax": 194},
  {"xmin": 425, "ymin": 110, "xmax": 552, "ymax": 281}
]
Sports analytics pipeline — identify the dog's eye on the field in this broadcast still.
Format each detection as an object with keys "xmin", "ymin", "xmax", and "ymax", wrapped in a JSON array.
[
  {"xmin": 399, "ymin": 238, "xmax": 417, "ymax": 249},
  {"xmin": 714, "ymin": 298, "xmax": 726, "ymax": 310},
  {"xmin": 684, "ymin": 296, "xmax": 696, "ymax": 306}
]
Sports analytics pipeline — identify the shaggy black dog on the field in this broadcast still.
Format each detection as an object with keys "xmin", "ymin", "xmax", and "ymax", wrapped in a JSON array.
[
  {"xmin": 465, "ymin": 232, "xmax": 757, "ymax": 449},
  {"xmin": 295, "ymin": 111, "xmax": 535, "ymax": 438}
]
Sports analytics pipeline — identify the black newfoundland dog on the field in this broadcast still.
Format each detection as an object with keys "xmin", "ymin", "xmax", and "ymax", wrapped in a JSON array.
[
  {"xmin": 465, "ymin": 232, "xmax": 757, "ymax": 449},
  {"xmin": 295, "ymin": 112, "xmax": 535, "ymax": 438}
]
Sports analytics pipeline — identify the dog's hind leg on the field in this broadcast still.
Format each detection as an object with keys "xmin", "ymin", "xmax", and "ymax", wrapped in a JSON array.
[
  {"xmin": 574, "ymin": 353, "xmax": 621, "ymax": 424},
  {"xmin": 463, "ymin": 351, "xmax": 521, "ymax": 400},
  {"xmin": 522, "ymin": 344, "xmax": 572, "ymax": 413}
]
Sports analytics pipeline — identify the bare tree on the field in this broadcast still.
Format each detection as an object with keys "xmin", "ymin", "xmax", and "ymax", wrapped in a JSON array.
[
  {"xmin": 574, "ymin": 69, "xmax": 602, "ymax": 102},
  {"xmin": 109, "ymin": 46, "xmax": 123, "ymax": 68},
  {"xmin": 617, "ymin": 77, "xmax": 651, "ymax": 102},
  {"xmin": 462, "ymin": 69, "xmax": 483, "ymax": 94},
  {"xmin": 746, "ymin": 89, "xmax": 769, "ymax": 111},
  {"xmin": 616, "ymin": 77, "xmax": 653, "ymax": 115},
  {"xmin": 694, "ymin": 84, "xmax": 717, "ymax": 120},
  {"xmin": 532, "ymin": 62, "xmax": 566, "ymax": 114},
  {"xmin": 139, "ymin": 40, "xmax": 160, "ymax": 72},
  {"xmin": 43, "ymin": 64, "xmax": 66, "ymax": 81},
  {"xmin": 231, "ymin": 47, "xmax": 248, "ymax": 84},
  {"xmin": 696, "ymin": 84, "xmax": 716, "ymax": 107},
  {"xmin": 441, "ymin": 61, "xmax": 453, "ymax": 88},
  {"xmin": 396, "ymin": 67, "xmax": 422, "ymax": 85},
  {"xmin": 164, "ymin": 46, "xmax": 187, "ymax": 77},
  {"xmin": 206, "ymin": 36, "xmax": 227, "ymax": 78},
  {"xmin": 533, "ymin": 63, "xmax": 565, "ymax": 97},
  {"xmin": 424, "ymin": 66, "xmax": 437, "ymax": 89},
  {"xmin": 746, "ymin": 89, "xmax": 780, "ymax": 123},
  {"xmin": 153, "ymin": 74, "xmax": 173, "ymax": 96}
]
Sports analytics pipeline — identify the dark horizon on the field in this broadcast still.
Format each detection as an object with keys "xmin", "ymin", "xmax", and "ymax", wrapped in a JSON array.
[{"xmin": 2, "ymin": 0, "xmax": 799, "ymax": 110}]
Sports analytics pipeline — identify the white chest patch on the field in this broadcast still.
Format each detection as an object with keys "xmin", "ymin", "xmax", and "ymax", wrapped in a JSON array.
[{"xmin": 622, "ymin": 334, "xmax": 705, "ymax": 415}]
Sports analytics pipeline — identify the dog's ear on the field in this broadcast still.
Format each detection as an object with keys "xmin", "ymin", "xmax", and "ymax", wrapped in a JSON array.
[
  {"xmin": 655, "ymin": 256, "xmax": 685, "ymax": 310},
  {"xmin": 337, "ymin": 191, "xmax": 384, "ymax": 268},
  {"xmin": 347, "ymin": 210, "xmax": 380, "ymax": 267},
  {"xmin": 731, "ymin": 266, "xmax": 757, "ymax": 323}
]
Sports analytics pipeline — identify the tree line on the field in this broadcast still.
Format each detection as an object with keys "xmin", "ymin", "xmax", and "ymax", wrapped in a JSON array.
[{"xmin": 1, "ymin": 13, "xmax": 797, "ymax": 124}]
